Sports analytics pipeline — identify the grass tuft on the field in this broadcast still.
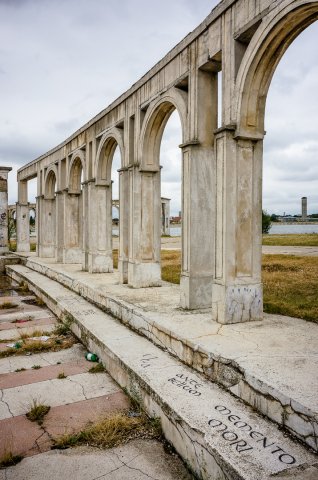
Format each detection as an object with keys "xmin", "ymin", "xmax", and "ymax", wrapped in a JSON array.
[
  {"xmin": 0, "ymin": 452, "xmax": 23, "ymax": 468},
  {"xmin": 53, "ymin": 411, "xmax": 162, "ymax": 450},
  {"xmin": 15, "ymin": 368, "xmax": 26, "ymax": 372},
  {"xmin": 0, "ymin": 301, "xmax": 18, "ymax": 310},
  {"xmin": 0, "ymin": 335, "xmax": 76, "ymax": 358},
  {"xmin": 26, "ymin": 399, "xmax": 50, "ymax": 425},
  {"xmin": 89, "ymin": 363, "xmax": 105, "ymax": 374},
  {"xmin": 57, "ymin": 372, "xmax": 67, "ymax": 379},
  {"xmin": 32, "ymin": 365, "xmax": 41, "ymax": 370}
]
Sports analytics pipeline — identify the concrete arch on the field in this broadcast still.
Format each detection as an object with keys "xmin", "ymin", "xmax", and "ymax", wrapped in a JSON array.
[
  {"xmin": 68, "ymin": 150, "xmax": 86, "ymax": 193},
  {"xmin": 95, "ymin": 128, "xmax": 124, "ymax": 184},
  {"xmin": 44, "ymin": 166, "xmax": 58, "ymax": 200},
  {"xmin": 235, "ymin": 0, "xmax": 318, "ymax": 138},
  {"xmin": 139, "ymin": 88, "xmax": 188, "ymax": 171}
]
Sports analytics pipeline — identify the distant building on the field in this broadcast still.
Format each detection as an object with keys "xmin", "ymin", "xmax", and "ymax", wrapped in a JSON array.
[{"xmin": 301, "ymin": 197, "xmax": 307, "ymax": 220}]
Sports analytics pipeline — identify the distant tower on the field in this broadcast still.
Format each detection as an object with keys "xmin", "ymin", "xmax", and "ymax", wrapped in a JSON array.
[{"xmin": 301, "ymin": 197, "xmax": 307, "ymax": 220}]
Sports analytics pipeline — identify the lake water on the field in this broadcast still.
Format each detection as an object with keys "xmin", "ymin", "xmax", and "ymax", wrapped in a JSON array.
[{"xmin": 113, "ymin": 223, "xmax": 318, "ymax": 237}]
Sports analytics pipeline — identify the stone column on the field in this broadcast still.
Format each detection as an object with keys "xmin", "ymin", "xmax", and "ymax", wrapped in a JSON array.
[
  {"xmin": 63, "ymin": 192, "xmax": 83, "ymax": 264},
  {"xmin": 118, "ymin": 168, "xmax": 129, "ymax": 283},
  {"xmin": 39, "ymin": 197, "xmax": 56, "ymax": 258},
  {"xmin": 211, "ymin": 128, "xmax": 263, "ymax": 324},
  {"xmin": 86, "ymin": 181, "xmax": 113, "ymax": 273},
  {"xmin": 161, "ymin": 198, "xmax": 170, "ymax": 236},
  {"xmin": 128, "ymin": 166, "xmax": 161, "ymax": 288},
  {"xmin": 179, "ymin": 143, "xmax": 214, "ymax": 309},
  {"xmin": 16, "ymin": 180, "xmax": 30, "ymax": 252},
  {"xmin": 55, "ymin": 190, "xmax": 65, "ymax": 263},
  {"xmin": 0, "ymin": 166, "xmax": 12, "ymax": 253}
]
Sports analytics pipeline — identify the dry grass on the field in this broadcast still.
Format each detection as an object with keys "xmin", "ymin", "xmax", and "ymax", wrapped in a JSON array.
[
  {"xmin": 0, "ymin": 451, "xmax": 23, "ymax": 468},
  {"xmin": 161, "ymin": 251, "xmax": 181, "ymax": 284},
  {"xmin": 160, "ymin": 250, "xmax": 318, "ymax": 323},
  {"xmin": 53, "ymin": 411, "xmax": 161, "ymax": 450},
  {"xmin": 26, "ymin": 399, "xmax": 50, "ymax": 425},
  {"xmin": 262, "ymin": 233, "xmax": 318, "ymax": 246},
  {"xmin": 113, "ymin": 249, "xmax": 118, "ymax": 269},
  {"xmin": 57, "ymin": 372, "xmax": 67, "ymax": 379},
  {"xmin": 89, "ymin": 363, "xmax": 105, "ymax": 374},
  {"xmin": 262, "ymin": 255, "xmax": 318, "ymax": 322},
  {"xmin": 0, "ymin": 335, "xmax": 76, "ymax": 358},
  {"xmin": 0, "ymin": 301, "xmax": 18, "ymax": 310}
]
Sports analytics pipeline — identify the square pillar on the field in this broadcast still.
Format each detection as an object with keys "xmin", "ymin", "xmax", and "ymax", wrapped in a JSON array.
[
  {"xmin": 85, "ymin": 181, "xmax": 113, "ymax": 273},
  {"xmin": 55, "ymin": 191, "xmax": 65, "ymax": 263},
  {"xmin": 0, "ymin": 166, "xmax": 12, "ymax": 253},
  {"xmin": 180, "ymin": 143, "xmax": 214, "ymax": 309},
  {"xmin": 211, "ymin": 128, "xmax": 263, "ymax": 324},
  {"xmin": 128, "ymin": 167, "xmax": 161, "ymax": 288},
  {"xmin": 16, "ymin": 180, "xmax": 30, "ymax": 253},
  {"xmin": 62, "ymin": 192, "xmax": 83, "ymax": 264},
  {"xmin": 118, "ymin": 168, "xmax": 129, "ymax": 283}
]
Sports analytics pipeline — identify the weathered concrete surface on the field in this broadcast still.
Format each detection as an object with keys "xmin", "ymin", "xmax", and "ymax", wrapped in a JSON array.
[
  {"xmin": 8, "ymin": 259, "xmax": 318, "ymax": 453},
  {"xmin": 0, "ymin": 275, "xmax": 195, "ymax": 480},
  {"xmin": 5, "ymin": 263, "xmax": 318, "ymax": 480},
  {"xmin": 0, "ymin": 441, "xmax": 194, "ymax": 480}
]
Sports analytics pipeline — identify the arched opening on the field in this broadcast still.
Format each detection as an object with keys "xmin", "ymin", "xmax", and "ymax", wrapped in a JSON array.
[
  {"xmin": 261, "ymin": 20, "xmax": 318, "ymax": 320},
  {"xmin": 218, "ymin": 1, "xmax": 318, "ymax": 324},
  {"xmin": 93, "ymin": 130, "xmax": 124, "ymax": 274},
  {"xmin": 159, "ymin": 110, "xmax": 182, "ymax": 284},
  {"xmin": 64, "ymin": 155, "xmax": 85, "ymax": 263},
  {"xmin": 41, "ymin": 169, "xmax": 57, "ymax": 258}
]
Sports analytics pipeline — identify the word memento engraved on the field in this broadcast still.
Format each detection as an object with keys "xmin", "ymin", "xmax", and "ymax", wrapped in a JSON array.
[
  {"xmin": 208, "ymin": 405, "xmax": 297, "ymax": 465},
  {"xmin": 140, "ymin": 353, "xmax": 158, "ymax": 368},
  {"xmin": 168, "ymin": 373, "xmax": 202, "ymax": 396}
]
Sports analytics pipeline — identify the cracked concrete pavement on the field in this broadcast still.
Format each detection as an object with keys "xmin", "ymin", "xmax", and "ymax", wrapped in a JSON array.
[{"xmin": 0, "ymin": 276, "xmax": 193, "ymax": 480}]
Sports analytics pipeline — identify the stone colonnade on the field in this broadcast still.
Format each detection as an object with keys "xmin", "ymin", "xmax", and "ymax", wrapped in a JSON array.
[
  {"xmin": 15, "ymin": 0, "xmax": 318, "ymax": 324},
  {"xmin": 0, "ymin": 167, "xmax": 12, "ymax": 253}
]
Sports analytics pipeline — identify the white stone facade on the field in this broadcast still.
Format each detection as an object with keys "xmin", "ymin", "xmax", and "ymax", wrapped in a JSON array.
[{"xmin": 15, "ymin": 0, "xmax": 318, "ymax": 323}]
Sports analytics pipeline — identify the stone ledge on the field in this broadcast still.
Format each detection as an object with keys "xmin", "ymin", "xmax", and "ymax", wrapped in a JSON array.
[
  {"xmin": 5, "ymin": 264, "xmax": 318, "ymax": 480},
  {"xmin": 7, "ymin": 258, "xmax": 318, "ymax": 452}
]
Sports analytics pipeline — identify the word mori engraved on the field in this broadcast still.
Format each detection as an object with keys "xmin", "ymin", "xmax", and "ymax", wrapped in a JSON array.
[
  {"xmin": 208, "ymin": 405, "xmax": 296, "ymax": 465},
  {"xmin": 140, "ymin": 353, "xmax": 158, "ymax": 368},
  {"xmin": 168, "ymin": 373, "xmax": 202, "ymax": 396}
]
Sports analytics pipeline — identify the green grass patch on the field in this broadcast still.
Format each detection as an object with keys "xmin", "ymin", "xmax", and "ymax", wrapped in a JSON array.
[{"xmin": 262, "ymin": 233, "xmax": 318, "ymax": 246}]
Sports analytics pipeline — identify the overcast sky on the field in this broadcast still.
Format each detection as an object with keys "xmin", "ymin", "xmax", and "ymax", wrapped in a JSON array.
[{"xmin": 1, "ymin": 0, "xmax": 317, "ymax": 216}]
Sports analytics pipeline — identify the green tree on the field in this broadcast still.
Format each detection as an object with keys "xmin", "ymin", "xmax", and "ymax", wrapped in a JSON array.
[{"xmin": 262, "ymin": 210, "xmax": 271, "ymax": 234}]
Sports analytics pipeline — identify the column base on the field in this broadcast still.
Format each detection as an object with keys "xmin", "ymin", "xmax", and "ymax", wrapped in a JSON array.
[
  {"xmin": 180, "ymin": 274, "xmax": 213, "ymax": 309},
  {"xmin": 16, "ymin": 242, "xmax": 30, "ymax": 253},
  {"xmin": 63, "ymin": 248, "xmax": 83, "ymax": 264},
  {"xmin": 128, "ymin": 261, "xmax": 161, "ymax": 288},
  {"xmin": 0, "ymin": 247, "xmax": 9, "ymax": 254},
  {"xmin": 118, "ymin": 259, "xmax": 128, "ymax": 284},
  {"xmin": 38, "ymin": 245, "xmax": 55, "ymax": 258},
  {"xmin": 87, "ymin": 252, "xmax": 113, "ymax": 273},
  {"xmin": 212, "ymin": 282, "xmax": 263, "ymax": 324}
]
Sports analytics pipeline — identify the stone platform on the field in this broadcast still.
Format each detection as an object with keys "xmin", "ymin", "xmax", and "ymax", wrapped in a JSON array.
[{"xmin": 4, "ymin": 258, "xmax": 318, "ymax": 479}]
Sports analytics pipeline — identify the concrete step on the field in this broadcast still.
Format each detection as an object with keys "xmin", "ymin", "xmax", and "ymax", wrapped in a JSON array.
[
  {"xmin": 6, "ymin": 264, "xmax": 318, "ymax": 480},
  {"xmin": 13, "ymin": 256, "xmax": 318, "ymax": 453}
]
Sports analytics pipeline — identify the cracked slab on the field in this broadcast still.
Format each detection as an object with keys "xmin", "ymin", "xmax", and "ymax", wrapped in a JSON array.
[
  {"xmin": 0, "ymin": 440, "xmax": 194, "ymax": 480},
  {"xmin": 0, "ymin": 372, "xmax": 121, "ymax": 419}
]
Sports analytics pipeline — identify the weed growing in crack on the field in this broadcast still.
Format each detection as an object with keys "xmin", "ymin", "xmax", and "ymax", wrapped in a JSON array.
[
  {"xmin": 32, "ymin": 365, "xmax": 41, "ymax": 370},
  {"xmin": 0, "ymin": 301, "xmax": 18, "ymax": 310},
  {"xmin": 53, "ymin": 411, "xmax": 162, "ymax": 450},
  {"xmin": 0, "ymin": 451, "xmax": 23, "ymax": 468},
  {"xmin": 57, "ymin": 372, "xmax": 67, "ymax": 379},
  {"xmin": 26, "ymin": 399, "xmax": 50, "ymax": 425},
  {"xmin": 15, "ymin": 368, "xmax": 26, "ymax": 372},
  {"xmin": 88, "ymin": 363, "xmax": 105, "ymax": 374}
]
